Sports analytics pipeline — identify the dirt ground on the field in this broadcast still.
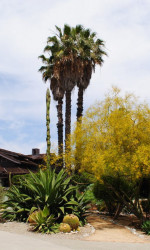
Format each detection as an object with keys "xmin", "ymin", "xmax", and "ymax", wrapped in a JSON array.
[
  {"xmin": 0, "ymin": 212, "xmax": 150, "ymax": 243},
  {"xmin": 86, "ymin": 212, "xmax": 150, "ymax": 243}
]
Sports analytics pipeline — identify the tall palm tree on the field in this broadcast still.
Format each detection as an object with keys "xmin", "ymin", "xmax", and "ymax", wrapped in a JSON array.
[
  {"xmin": 74, "ymin": 28, "xmax": 107, "ymax": 122},
  {"xmin": 49, "ymin": 25, "xmax": 107, "ymax": 124},
  {"xmin": 43, "ymin": 25, "xmax": 83, "ymax": 154},
  {"xmin": 62, "ymin": 26, "xmax": 107, "ymax": 173},
  {"xmin": 39, "ymin": 25, "xmax": 107, "ymax": 166},
  {"xmin": 39, "ymin": 26, "xmax": 77, "ymax": 161}
]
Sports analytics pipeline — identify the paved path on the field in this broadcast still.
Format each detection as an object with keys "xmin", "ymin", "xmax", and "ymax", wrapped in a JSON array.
[{"xmin": 0, "ymin": 230, "xmax": 150, "ymax": 250}]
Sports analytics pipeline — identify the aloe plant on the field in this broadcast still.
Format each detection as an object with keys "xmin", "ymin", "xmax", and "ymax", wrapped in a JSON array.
[{"xmin": 28, "ymin": 206, "xmax": 59, "ymax": 233}]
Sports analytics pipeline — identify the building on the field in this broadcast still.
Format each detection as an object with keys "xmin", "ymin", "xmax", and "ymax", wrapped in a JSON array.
[{"xmin": 0, "ymin": 148, "xmax": 44, "ymax": 187}]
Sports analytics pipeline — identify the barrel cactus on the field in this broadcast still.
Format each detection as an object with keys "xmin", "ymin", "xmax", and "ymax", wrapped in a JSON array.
[
  {"xmin": 63, "ymin": 214, "xmax": 79, "ymax": 230},
  {"xmin": 59, "ymin": 223, "xmax": 71, "ymax": 233}
]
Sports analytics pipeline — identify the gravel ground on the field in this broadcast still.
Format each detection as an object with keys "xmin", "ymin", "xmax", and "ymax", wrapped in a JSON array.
[
  {"xmin": 0, "ymin": 213, "xmax": 150, "ymax": 243},
  {"xmin": 0, "ymin": 221, "xmax": 94, "ymax": 241}
]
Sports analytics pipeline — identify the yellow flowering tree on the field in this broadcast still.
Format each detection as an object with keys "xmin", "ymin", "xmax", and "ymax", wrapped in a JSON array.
[
  {"xmin": 68, "ymin": 87, "xmax": 150, "ymax": 179},
  {"xmin": 66, "ymin": 87, "xmax": 150, "ymax": 221}
]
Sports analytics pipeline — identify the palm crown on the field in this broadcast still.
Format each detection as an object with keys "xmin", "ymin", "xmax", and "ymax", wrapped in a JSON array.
[{"xmin": 39, "ymin": 24, "xmax": 106, "ymax": 93}]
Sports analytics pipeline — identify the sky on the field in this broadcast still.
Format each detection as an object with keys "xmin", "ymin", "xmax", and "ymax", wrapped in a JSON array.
[{"xmin": 0, "ymin": 0, "xmax": 150, "ymax": 154}]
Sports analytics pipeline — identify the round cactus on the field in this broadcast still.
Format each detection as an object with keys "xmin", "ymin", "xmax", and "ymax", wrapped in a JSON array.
[
  {"xmin": 63, "ymin": 214, "xmax": 79, "ymax": 230},
  {"xmin": 59, "ymin": 223, "xmax": 71, "ymax": 233}
]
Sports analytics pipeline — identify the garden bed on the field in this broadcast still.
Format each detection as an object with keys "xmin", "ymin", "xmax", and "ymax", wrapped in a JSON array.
[
  {"xmin": 0, "ymin": 220, "xmax": 94, "ymax": 240},
  {"xmin": 0, "ymin": 212, "xmax": 150, "ymax": 243}
]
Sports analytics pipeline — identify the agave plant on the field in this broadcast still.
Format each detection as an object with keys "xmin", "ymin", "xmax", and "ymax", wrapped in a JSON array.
[
  {"xmin": 2, "ymin": 184, "xmax": 33, "ymax": 221},
  {"xmin": 2, "ymin": 169, "xmax": 76, "ymax": 221},
  {"xmin": 2, "ymin": 169, "xmax": 89, "ymax": 223}
]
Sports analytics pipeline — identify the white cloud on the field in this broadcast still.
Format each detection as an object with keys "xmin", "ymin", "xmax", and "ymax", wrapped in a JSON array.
[{"xmin": 0, "ymin": 0, "xmax": 150, "ymax": 153}]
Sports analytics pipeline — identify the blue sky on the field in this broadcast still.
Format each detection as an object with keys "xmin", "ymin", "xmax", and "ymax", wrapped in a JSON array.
[{"xmin": 0, "ymin": 0, "xmax": 150, "ymax": 154}]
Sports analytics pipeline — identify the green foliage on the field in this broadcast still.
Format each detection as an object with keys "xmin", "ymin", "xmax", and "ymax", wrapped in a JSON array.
[
  {"xmin": 67, "ymin": 190, "xmax": 89, "ymax": 225},
  {"xmin": 28, "ymin": 206, "xmax": 59, "ymax": 234},
  {"xmin": 142, "ymin": 220, "xmax": 150, "ymax": 235},
  {"xmin": 84, "ymin": 184, "xmax": 99, "ymax": 204},
  {"xmin": 2, "ymin": 169, "xmax": 75, "ymax": 221},
  {"xmin": 93, "ymin": 176, "xmax": 135, "ymax": 216},
  {"xmin": 2, "ymin": 169, "xmax": 88, "ymax": 224},
  {"xmin": 71, "ymin": 172, "xmax": 94, "ymax": 192},
  {"xmin": 2, "ymin": 185, "xmax": 31, "ymax": 221},
  {"xmin": 93, "ymin": 180, "xmax": 116, "ymax": 215},
  {"xmin": 12, "ymin": 174, "xmax": 29, "ymax": 185},
  {"xmin": 39, "ymin": 24, "xmax": 106, "ymax": 85},
  {"xmin": 93, "ymin": 175, "xmax": 150, "ymax": 222}
]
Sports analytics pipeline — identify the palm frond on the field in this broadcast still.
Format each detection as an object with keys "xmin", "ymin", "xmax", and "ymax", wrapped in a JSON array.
[
  {"xmin": 63, "ymin": 24, "xmax": 71, "ymax": 36},
  {"xmin": 75, "ymin": 25, "xmax": 83, "ymax": 34},
  {"xmin": 55, "ymin": 25, "xmax": 62, "ymax": 37}
]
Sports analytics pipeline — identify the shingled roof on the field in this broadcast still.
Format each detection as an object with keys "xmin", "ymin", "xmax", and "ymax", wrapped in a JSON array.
[{"xmin": 0, "ymin": 148, "xmax": 39, "ymax": 176}]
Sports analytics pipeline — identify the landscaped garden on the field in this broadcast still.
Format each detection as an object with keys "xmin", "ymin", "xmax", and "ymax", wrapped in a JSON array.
[{"xmin": 0, "ymin": 24, "xmax": 150, "ymax": 239}]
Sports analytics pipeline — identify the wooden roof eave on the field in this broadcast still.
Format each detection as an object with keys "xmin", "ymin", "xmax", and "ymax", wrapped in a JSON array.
[{"xmin": 0, "ymin": 153, "xmax": 21, "ymax": 164}]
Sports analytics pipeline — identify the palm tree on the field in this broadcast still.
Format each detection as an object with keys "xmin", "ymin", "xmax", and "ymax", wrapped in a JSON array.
[
  {"xmin": 62, "ymin": 26, "xmax": 107, "ymax": 173},
  {"xmin": 39, "ymin": 26, "xmax": 77, "ymax": 162},
  {"xmin": 43, "ymin": 25, "xmax": 82, "ymax": 154},
  {"xmin": 74, "ymin": 28, "xmax": 107, "ymax": 122},
  {"xmin": 39, "ymin": 25, "xmax": 107, "ymax": 167}
]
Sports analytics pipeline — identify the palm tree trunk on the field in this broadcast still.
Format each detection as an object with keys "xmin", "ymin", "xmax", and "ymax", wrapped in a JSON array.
[
  {"xmin": 56, "ymin": 98, "xmax": 63, "ymax": 167},
  {"xmin": 65, "ymin": 90, "xmax": 71, "ymax": 155},
  {"xmin": 75, "ymin": 86, "xmax": 84, "ymax": 173},
  {"xmin": 77, "ymin": 86, "xmax": 84, "ymax": 122}
]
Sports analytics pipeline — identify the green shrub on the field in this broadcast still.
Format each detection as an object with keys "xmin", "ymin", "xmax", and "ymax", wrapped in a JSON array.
[
  {"xmin": 71, "ymin": 172, "xmax": 94, "ymax": 192},
  {"xmin": 142, "ymin": 220, "xmax": 150, "ymax": 235},
  {"xmin": 11, "ymin": 174, "xmax": 28, "ymax": 186},
  {"xmin": 93, "ymin": 180, "xmax": 118, "ymax": 215},
  {"xmin": 93, "ymin": 176, "xmax": 135, "ymax": 216},
  {"xmin": 84, "ymin": 184, "xmax": 102, "ymax": 205}
]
